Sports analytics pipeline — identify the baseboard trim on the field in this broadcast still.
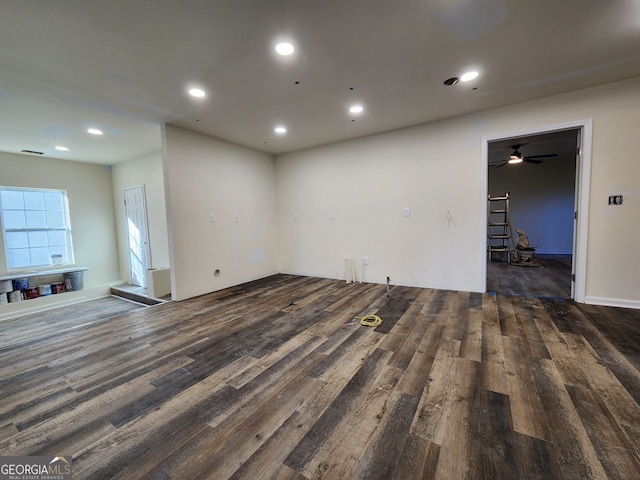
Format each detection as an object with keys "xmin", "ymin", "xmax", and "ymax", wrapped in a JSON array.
[{"xmin": 584, "ymin": 296, "xmax": 640, "ymax": 310}]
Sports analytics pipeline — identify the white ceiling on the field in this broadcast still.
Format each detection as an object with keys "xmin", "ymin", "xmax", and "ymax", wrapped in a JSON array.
[{"xmin": 1, "ymin": 1, "xmax": 639, "ymax": 165}]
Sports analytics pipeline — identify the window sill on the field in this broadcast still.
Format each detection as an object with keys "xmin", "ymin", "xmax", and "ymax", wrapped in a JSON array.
[{"xmin": 0, "ymin": 266, "xmax": 87, "ymax": 282}]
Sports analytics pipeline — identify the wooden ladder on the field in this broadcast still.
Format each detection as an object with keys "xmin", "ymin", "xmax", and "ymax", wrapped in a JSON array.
[{"xmin": 488, "ymin": 192, "xmax": 515, "ymax": 262}]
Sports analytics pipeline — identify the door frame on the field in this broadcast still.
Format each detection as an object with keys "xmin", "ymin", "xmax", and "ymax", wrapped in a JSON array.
[
  {"xmin": 123, "ymin": 185, "xmax": 152, "ymax": 287},
  {"xmin": 481, "ymin": 119, "xmax": 593, "ymax": 302}
]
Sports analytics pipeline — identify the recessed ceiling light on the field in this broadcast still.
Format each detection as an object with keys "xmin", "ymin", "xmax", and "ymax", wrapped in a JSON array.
[
  {"xmin": 188, "ymin": 88, "xmax": 206, "ymax": 98},
  {"xmin": 275, "ymin": 42, "xmax": 295, "ymax": 56},
  {"xmin": 274, "ymin": 126, "xmax": 287, "ymax": 134},
  {"xmin": 349, "ymin": 105, "xmax": 364, "ymax": 114},
  {"xmin": 87, "ymin": 128, "xmax": 103, "ymax": 135},
  {"xmin": 55, "ymin": 146, "xmax": 69, "ymax": 151},
  {"xmin": 460, "ymin": 71, "xmax": 479, "ymax": 82}
]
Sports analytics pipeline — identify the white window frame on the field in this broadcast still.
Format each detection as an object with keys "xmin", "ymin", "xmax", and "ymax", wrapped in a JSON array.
[{"xmin": 0, "ymin": 186, "xmax": 75, "ymax": 270}]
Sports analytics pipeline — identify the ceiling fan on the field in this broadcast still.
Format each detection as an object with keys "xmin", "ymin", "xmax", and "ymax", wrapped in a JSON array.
[{"xmin": 492, "ymin": 144, "xmax": 558, "ymax": 168}]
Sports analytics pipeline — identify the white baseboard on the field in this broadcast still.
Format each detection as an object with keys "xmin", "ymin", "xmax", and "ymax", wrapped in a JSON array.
[
  {"xmin": 0, "ymin": 284, "xmax": 117, "ymax": 322},
  {"xmin": 584, "ymin": 296, "xmax": 640, "ymax": 310}
]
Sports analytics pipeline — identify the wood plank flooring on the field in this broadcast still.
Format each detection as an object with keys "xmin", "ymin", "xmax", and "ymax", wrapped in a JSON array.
[
  {"xmin": 487, "ymin": 254, "xmax": 572, "ymax": 299},
  {"xmin": 0, "ymin": 296, "xmax": 147, "ymax": 350},
  {"xmin": 1, "ymin": 273, "xmax": 639, "ymax": 479}
]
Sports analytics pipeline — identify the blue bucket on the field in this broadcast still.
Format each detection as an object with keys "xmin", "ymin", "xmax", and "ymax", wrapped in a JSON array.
[{"xmin": 13, "ymin": 278, "xmax": 29, "ymax": 290}]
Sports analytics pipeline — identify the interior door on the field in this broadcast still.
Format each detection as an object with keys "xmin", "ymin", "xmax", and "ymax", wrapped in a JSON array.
[{"xmin": 124, "ymin": 186, "xmax": 151, "ymax": 287}]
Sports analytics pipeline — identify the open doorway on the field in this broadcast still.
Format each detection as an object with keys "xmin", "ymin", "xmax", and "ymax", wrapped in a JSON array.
[{"xmin": 482, "ymin": 120, "xmax": 593, "ymax": 301}]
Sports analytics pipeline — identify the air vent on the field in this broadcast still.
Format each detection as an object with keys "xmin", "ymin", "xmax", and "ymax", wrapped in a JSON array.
[{"xmin": 21, "ymin": 149, "xmax": 44, "ymax": 155}]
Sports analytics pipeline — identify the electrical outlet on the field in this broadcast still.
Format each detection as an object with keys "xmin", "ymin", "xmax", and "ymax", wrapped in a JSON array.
[
  {"xmin": 608, "ymin": 195, "xmax": 623, "ymax": 205},
  {"xmin": 209, "ymin": 213, "xmax": 215, "ymax": 223},
  {"xmin": 329, "ymin": 211, "xmax": 334, "ymax": 220},
  {"xmin": 403, "ymin": 207, "xmax": 410, "ymax": 217},
  {"xmin": 363, "ymin": 257, "xmax": 369, "ymax": 265},
  {"xmin": 234, "ymin": 214, "xmax": 239, "ymax": 223},
  {"xmin": 293, "ymin": 214, "xmax": 298, "ymax": 222}
]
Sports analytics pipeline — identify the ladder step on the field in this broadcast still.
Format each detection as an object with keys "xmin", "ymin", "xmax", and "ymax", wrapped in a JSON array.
[
  {"xmin": 489, "ymin": 246, "xmax": 512, "ymax": 252},
  {"xmin": 489, "ymin": 196, "xmax": 509, "ymax": 201},
  {"xmin": 488, "ymin": 222, "xmax": 508, "ymax": 226},
  {"xmin": 490, "ymin": 209, "xmax": 507, "ymax": 214},
  {"xmin": 489, "ymin": 234, "xmax": 511, "ymax": 239}
]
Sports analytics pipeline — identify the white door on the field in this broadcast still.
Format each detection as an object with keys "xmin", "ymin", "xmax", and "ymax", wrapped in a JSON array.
[{"xmin": 124, "ymin": 186, "xmax": 151, "ymax": 287}]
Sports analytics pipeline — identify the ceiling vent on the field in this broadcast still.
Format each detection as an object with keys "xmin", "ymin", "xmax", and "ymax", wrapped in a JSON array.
[{"xmin": 21, "ymin": 149, "xmax": 44, "ymax": 155}]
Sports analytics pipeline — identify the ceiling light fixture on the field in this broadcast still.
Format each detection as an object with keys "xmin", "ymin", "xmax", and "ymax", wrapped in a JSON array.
[
  {"xmin": 349, "ymin": 105, "xmax": 364, "ymax": 114},
  {"xmin": 460, "ymin": 71, "xmax": 479, "ymax": 82},
  {"xmin": 188, "ymin": 88, "xmax": 206, "ymax": 98},
  {"xmin": 508, "ymin": 146, "xmax": 524, "ymax": 164},
  {"xmin": 55, "ymin": 146, "xmax": 69, "ymax": 151},
  {"xmin": 274, "ymin": 126, "xmax": 287, "ymax": 134},
  {"xmin": 508, "ymin": 153, "xmax": 523, "ymax": 164},
  {"xmin": 275, "ymin": 42, "xmax": 295, "ymax": 56},
  {"xmin": 87, "ymin": 128, "xmax": 103, "ymax": 135}
]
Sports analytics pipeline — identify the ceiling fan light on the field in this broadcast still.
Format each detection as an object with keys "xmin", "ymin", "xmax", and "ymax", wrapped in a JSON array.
[{"xmin": 508, "ymin": 157, "xmax": 523, "ymax": 164}]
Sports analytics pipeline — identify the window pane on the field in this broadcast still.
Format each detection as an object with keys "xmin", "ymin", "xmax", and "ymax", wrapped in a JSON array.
[
  {"xmin": 28, "ymin": 230, "xmax": 49, "ymax": 248},
  {"xmin": 48, "ymin": 230, "xmax": 67, "ymax": 246},
  {"xmin": 1, "ymin": 190, "xmax": 24, "ymax": 210},
  {"xmin": 2, "ymin": 210, "xmax": 26, "ymax": 229},
  {"xmin": 43, "ymin": 192, "xmax": 63, "ymax": 211},
  {"xmin": 23, "ymin": 191, "xmax": 44, "ymax": 210},
  {"xmin": 7, "ymin": 248, "xmax": 30, "ymax": 269},
  {"xmin": 45, "ymin": 210, "xmax": 65, "ymax": 228},
  {"xmin": 30, "ymin": 247, "xmax": 50, "ymax": 265},
  {"xmin": 25, "ymin": 210, "xmax": 46, "ymax": 228},
  {"xmin": 6, "ymin": 231, "xmax": 28, "ymax": 249},
  {"xmin": 1, "ymin": 187, "xmax": 73, "ymax": 269}
]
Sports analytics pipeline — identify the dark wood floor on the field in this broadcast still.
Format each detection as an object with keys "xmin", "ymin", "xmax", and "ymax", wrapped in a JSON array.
[
  {"xmin": 487, "ymin": 254, "xmax": 573, "ymax": 299},
  {"xmin": 1, "ymin": 272, "xmax": 639, "ymax": 479}
]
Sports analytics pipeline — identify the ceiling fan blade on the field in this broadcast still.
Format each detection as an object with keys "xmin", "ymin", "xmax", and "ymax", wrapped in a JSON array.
[
  {"xmin": 524, "ymin": 158, "xmax": 544, "ymax": 164},
  {"xmin": 493, "ymin": 162, "xmax": 508, "ymax": 168},
  {"xmin": 524, "ymin": 153, "xmax": 558, "ymax": 159}
]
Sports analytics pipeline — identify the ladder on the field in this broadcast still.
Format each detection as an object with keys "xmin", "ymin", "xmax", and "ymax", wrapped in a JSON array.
[{"xmin": 487, "ymin": 192, "xmax": 515, "ymax": 262}]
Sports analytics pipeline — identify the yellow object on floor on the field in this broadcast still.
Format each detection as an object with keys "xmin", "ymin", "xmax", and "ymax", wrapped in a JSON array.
[{"xmin": 359, "ymin": 315, "xmax": 382, "ymax": 327}]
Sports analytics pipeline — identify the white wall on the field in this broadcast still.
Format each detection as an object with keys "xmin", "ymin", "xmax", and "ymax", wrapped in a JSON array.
[
  {"xmin": 163, "ymin": 124, "xmax": 278, "ymax": 301},
  {"xmin": 276, "ymin": 116, "xmax": 485, "ymax": 292},
  {"xmin": 0, "ymin": 151, "xmax": 120, "ymax": 316},
  {"xmin": 112, "ymin": 150, "xmax": 170, "ymax": 282},
  {"xmin": 489, "ymin": 155, "xmax": 576, "ymax": 254},
  {"xmin": 276, "ymin": 78, "xmax": 640, "ymax": 306}
]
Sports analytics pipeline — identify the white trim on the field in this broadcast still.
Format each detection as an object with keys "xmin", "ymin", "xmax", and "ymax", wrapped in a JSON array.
[
  {"xmin": 585, "ymin": 296, "xmax": 640, "ymax": 310},
  {"xmin": 482, "ymin": 119, "xmax": 593, "ymax": 303}
]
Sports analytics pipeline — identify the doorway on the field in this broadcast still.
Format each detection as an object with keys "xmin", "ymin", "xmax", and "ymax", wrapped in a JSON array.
[
  {"xmin": 124, "ymin": 186, "xmax": 151, "ymax": 287},
  {"xmin": 482, "ymin": 120, "xmax": 593, "ymax": 302}
]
